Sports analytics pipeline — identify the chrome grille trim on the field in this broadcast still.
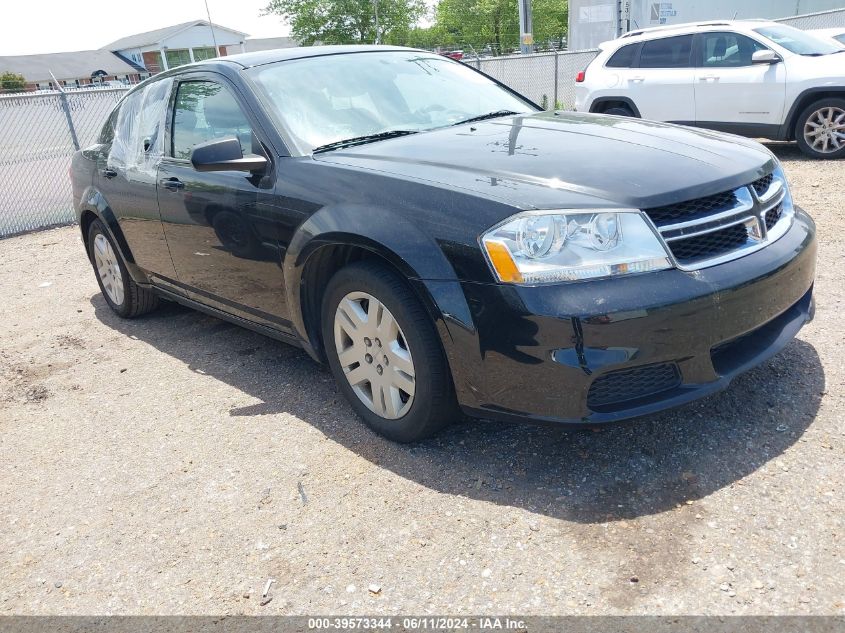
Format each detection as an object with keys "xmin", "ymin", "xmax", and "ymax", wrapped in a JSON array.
[{"xmin": 644, "ymin": 171, "xmax": 792, "ymax": 271}]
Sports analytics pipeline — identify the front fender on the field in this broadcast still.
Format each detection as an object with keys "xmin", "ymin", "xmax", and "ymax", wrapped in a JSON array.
[{"xmin": 283, "ymin": 204, "xmax": 477, "ymax": 378}]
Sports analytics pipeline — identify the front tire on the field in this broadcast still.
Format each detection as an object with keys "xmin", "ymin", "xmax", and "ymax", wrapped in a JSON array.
[
  {"xmin": 795, "ymin": 98, "xmax": 845, "ymax": 159},
  {"xmin": 86, "ymin": 218, "xmax": 158, "ymax": 318},
  {"xmin": 321, "ymin": 261, "xmax": 457, "ymax": 442}
]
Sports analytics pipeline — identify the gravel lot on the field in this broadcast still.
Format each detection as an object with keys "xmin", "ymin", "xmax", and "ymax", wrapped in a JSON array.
[{"xmin": 0, "ymin": 144, "xmax": 843, "ymax": 616}]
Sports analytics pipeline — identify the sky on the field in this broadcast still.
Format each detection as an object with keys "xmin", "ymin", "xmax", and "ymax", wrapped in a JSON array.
[{"xmin": 0, "ymin": 0, "xmax": 291, "ymax": 55}]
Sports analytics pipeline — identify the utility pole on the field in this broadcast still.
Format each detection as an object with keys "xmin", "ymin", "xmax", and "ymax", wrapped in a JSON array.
[{"xmin": 517, "ymin": 0, "xmax": 533, "ymax": 54}]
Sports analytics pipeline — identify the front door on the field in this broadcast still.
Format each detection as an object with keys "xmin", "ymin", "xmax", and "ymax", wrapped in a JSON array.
[
  {"xmin": 156, "ymin": 76, "xmax": 291, "ymax": 329},
  {"xmin": 694, "ymin": 31, "xmax": 787, "ymax": 129}
]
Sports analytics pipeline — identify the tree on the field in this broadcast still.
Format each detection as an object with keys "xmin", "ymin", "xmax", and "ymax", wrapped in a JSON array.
[
  {"xmin": 264, "ymin": 0, "xmax": 426, "ymax": 46},
  {"xmin": 434, "ymin": 0, "xmax": 567, "ymax": 54},
  {"xmin": 1, "ymin": 71, "xmax": 27, "ymax": 92}
]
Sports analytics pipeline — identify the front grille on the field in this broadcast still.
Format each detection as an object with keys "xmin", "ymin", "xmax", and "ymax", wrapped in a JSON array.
[
  {"xmin": 752, "ymin": 173, "xmax": 773, "ymax": 197},
  {"xmin": 667, "ymin": 224, "xmax": 750, "ymax": 264},
  {"xmin": 646, "ymin": 190, "xmax": 738, "ymax": 225},
  {"xmin": 644, "ymin": 171, "xmax": 786, "ymax": 270},
  {"xmin": 764, "ymin": 203, "xmax": 782, "ymax": 230},
  {"xmin": 587, "ymin": 363, "xmax": 681, "ymax": 410}
]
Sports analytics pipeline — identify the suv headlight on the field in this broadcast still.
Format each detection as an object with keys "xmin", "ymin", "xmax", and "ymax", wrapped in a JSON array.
[{"xmin": 480, "ymin": 209, "xmax": 672, "ymax": 284}]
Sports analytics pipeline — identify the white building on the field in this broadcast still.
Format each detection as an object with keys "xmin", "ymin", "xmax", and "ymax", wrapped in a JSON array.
[
  {"xmin": 568, "ymin": 0, "xmax": 845, "ymax": 50},
  {"xmin": 101, "ymin": 20, "xmax": 248, "ymax": 74}
]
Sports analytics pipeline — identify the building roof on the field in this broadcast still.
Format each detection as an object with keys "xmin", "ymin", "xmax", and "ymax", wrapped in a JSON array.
[
  {"xmin": 244, "ymin": 36, "xmax": 298, "ymax": 53},
  {"xmin": 101, "ymin": 20, "xmax": 248, "ymax": 52},
  {"xmin": 0, "ymin": 49, "xmax": 140, "ymax": 82}
]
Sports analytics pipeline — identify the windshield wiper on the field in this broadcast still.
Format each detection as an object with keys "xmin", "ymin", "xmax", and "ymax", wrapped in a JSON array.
[
  {"xmin": 451, "ymin": 110, "xmax": 520, "ymax": 126},
  {"xmin": 312, "ymin": 130, "xmax": 418, "ymax": 154}
]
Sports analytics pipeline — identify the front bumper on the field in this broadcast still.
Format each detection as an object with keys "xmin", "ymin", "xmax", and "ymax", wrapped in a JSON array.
[{"xmin": 424, "ymin": 207, "xmax": 817, "ymax": 425}]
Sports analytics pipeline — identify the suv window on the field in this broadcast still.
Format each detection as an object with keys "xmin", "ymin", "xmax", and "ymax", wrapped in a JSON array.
[
  {"xmin": 606, "ymin": 43, "xmax": 638, "ymax": 68},
  {"xmin": 639, "ymin": 35, "xmax": 693, "ymax": 68},
  {"xmin": 107, "ymin": 79, "xmax": 172, "ymax": 171},
  {"xmin": 171, "ymin": 81, "xmax": 253, "ymax": 160},
  {"xmin": 701, "ymin": 32, "xmax": 767, "ymax": 67}
]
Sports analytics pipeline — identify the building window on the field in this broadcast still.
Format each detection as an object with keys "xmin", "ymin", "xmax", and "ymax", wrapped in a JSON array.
[
  {"xmin": 192, "ymin": 46, "xmax": 218, "ymax": 61},
  {"xmin": 164, "ymin": 48, "xmax": 192, "ymax": 68}
]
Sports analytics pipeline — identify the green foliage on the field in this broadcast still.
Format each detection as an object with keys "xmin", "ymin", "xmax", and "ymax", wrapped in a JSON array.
[
  {"xmin": 1, "ymin": 71, "xmax": 27, "ymax": 92},
  {"xmin": 434, "ymin": 0, "xmax": 567, "ymax": 53},
  {"xmin": 264, "ymin": 0, "xmax": 426, "ymax": 45}
]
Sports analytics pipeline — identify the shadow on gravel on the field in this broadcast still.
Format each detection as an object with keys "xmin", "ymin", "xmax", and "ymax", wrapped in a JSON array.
[
  {"xmin": 92, "ymin": 294, "xmax": 824, "ymax": 524},
  {"xmin": 764, "ymin": 143, "xmax": 811, "ymax": 162}
]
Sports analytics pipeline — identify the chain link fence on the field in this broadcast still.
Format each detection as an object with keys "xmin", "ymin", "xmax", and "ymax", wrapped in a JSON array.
[
  {"xmin": 1, "ymin": 7, "xmax": 844, "ymax": 238},
  {"xmin": 474, "ymin": 49, "xmax": 600, "ymax": 108},
  {"xmin": 776, "ymin": 7, "xmax": 845, "ymax": 30},
  {"xmin": 0, "ymin": 88, "xmax": 127, "ymax": 236}
]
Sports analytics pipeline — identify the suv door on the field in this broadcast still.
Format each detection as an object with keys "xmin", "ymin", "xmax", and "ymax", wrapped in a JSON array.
[
  {"xmin": 94, "ymin": 79, "xmax": 180, "ymax": 288},
  {"xmin": 694, "ymin": 31, "xmax": 787, "ymax": 130},
  {"xmin": 627, "ymin": 34, "xmax": 695, "ymax": 122},
  {"xmin": 156, "ymin": 74, "xmax": 291, "ymax": 329}
]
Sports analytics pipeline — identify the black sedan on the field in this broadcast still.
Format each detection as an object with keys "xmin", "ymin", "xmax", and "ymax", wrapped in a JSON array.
[{"xmin": 71, "ymin": 46, "xmax": 817, "ymax": 442}]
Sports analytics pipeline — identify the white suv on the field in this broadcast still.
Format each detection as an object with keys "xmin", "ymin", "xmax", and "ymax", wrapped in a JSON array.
[{"xmin": 574, "ymin": 21, "xmax": 845, "ymax": 159}]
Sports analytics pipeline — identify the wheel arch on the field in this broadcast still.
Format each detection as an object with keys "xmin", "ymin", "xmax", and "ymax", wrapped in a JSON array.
[
  {"xmin": 589, "ymin": 97, "xmax": 641, "ymax": 117},
  {"xmin": 77, "ymin": 187, "xmax": 148, "ymax": 284},
  {"xmin": 783, "ymin": 87, "xmax": 845, "ymax": 141},
  {"xmin": 284, "ymin": 204, "xmax": 468, "ymax": 364}
]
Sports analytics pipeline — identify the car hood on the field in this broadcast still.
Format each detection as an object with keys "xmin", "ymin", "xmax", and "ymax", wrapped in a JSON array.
[{"xmin": 314, "ymin": 111, "xmax": 775, "ymax": 210}]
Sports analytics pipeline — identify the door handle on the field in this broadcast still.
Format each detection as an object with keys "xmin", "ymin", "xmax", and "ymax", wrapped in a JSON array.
[
  {"xmin": 630, "ymin": 76, "xmax": 645, "ymax": 83},
  {"xmin": 699, "ymin": 76, "xmax": 719, "ymax": 82},
  {"xmin": 159, "ymin": 177, "xmax": 185, "ymax": 191},
  {"xmin": 101, "ymin": 168, "xmax": 117, "ymax": 179}
]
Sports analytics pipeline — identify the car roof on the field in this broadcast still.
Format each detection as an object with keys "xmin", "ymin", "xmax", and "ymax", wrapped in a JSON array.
[
  {"xmin": 198, "ymin": 44, "xmax": 426, "ymax": 69},
  {"xmin": 614, "ymin": 19, "xmax": 777, "ymax": 43}
]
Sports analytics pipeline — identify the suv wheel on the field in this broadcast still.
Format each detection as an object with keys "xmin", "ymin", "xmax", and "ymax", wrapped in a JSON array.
[
  {"xmin": 87, "ymin": 218, "xmax": 158, "ymax": 318},
  {"xmin": 795, "ymin": 98, "xmax": 845, "ymax": 159},
  {"xmin": 321, "ymin": 261, "xmax": 457, "ymax": 442},
  {"xmin": 604, "ymin": 105, "xmax": 635, "ymax": 117}
]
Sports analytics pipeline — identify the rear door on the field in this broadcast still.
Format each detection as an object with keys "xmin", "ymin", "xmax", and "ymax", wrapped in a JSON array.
[
  {"xmin": 626, "ymin": 34, "xmax": 696, "ymax": 122},
  {"xmin": 694, "ymin": 31, "xmax": 787, "ymax": 128},
  {"xmin": 156, "ymin": 73, "xmax": 292, "ymax": 329},
  {"xmin": 94, "ymin": 79, "xmax": 180, "ymax": 288}
]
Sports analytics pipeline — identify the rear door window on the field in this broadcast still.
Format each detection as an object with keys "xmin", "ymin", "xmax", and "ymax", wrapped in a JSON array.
[
  {"xmin": 108, "ymin": 79, "xmax": 172, "ymax": 172},
  {"xmin": 639, "ymin": 35, "xmax": 694, "ymax": 68},
  {"xmin": 606, "ymin": 43, "xmax": 638, "ymax": 68}
]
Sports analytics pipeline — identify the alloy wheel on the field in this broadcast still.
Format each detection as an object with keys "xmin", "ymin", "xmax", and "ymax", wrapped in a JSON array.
[
  {"xmin": 93, "ymin": 233, "xmax": 125, "ymax": 306},
  {"xmin": 333, "ymin": 291, "xmax": 416, "ymax": 420},
  {"xmin": 803, "ymin": 106, "xmax": 845, "ymax": 154}
]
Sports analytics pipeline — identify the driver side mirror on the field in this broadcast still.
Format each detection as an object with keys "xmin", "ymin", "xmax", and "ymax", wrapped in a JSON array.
[
  {"xmin": 752, "ymin": 50, "xmax": 780, "ymax": 64},
  {"xmin": 190, "ymin": 136, "xmax": 268, "ymax": 173}
]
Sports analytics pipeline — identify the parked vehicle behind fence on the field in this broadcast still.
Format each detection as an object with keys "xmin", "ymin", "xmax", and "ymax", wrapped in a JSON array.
[
  {"xmin": 575, "ymin": 21, "xmax": 845, "ymax": 159},
  {"xmin": 72, "ymin": 46, "xmax": 816, "ymax": 442}
]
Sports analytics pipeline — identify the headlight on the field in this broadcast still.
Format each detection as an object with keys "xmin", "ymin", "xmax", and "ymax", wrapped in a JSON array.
[{"xmin": 480, "ymin": 210, "xmax": 672, "ymax": 284}]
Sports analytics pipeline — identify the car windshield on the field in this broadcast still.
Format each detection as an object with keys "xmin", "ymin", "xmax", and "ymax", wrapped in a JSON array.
[
  {"xmin": 249, "ymin": 51, "xmax": 536, "ymax": 153},
  {"xmin": 754, "ymin": 24, "xmax": 842, "ymax": 55}
]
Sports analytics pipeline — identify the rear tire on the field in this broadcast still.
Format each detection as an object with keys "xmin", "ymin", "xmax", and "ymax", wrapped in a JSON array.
[
  {"xmin": 321, "ymin": 261, "xmax": 458, "ymax": 442},
  {"xmin": 86, "ymin": 218, "xmax": 158, "ymax": 318},
  {"xmin": 603, "ymin": 105, "xmax": 635, "ymax": 117},
  {"xmin": 795, "ymin": 98, "xmax": 845, "ymax": 159}
]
